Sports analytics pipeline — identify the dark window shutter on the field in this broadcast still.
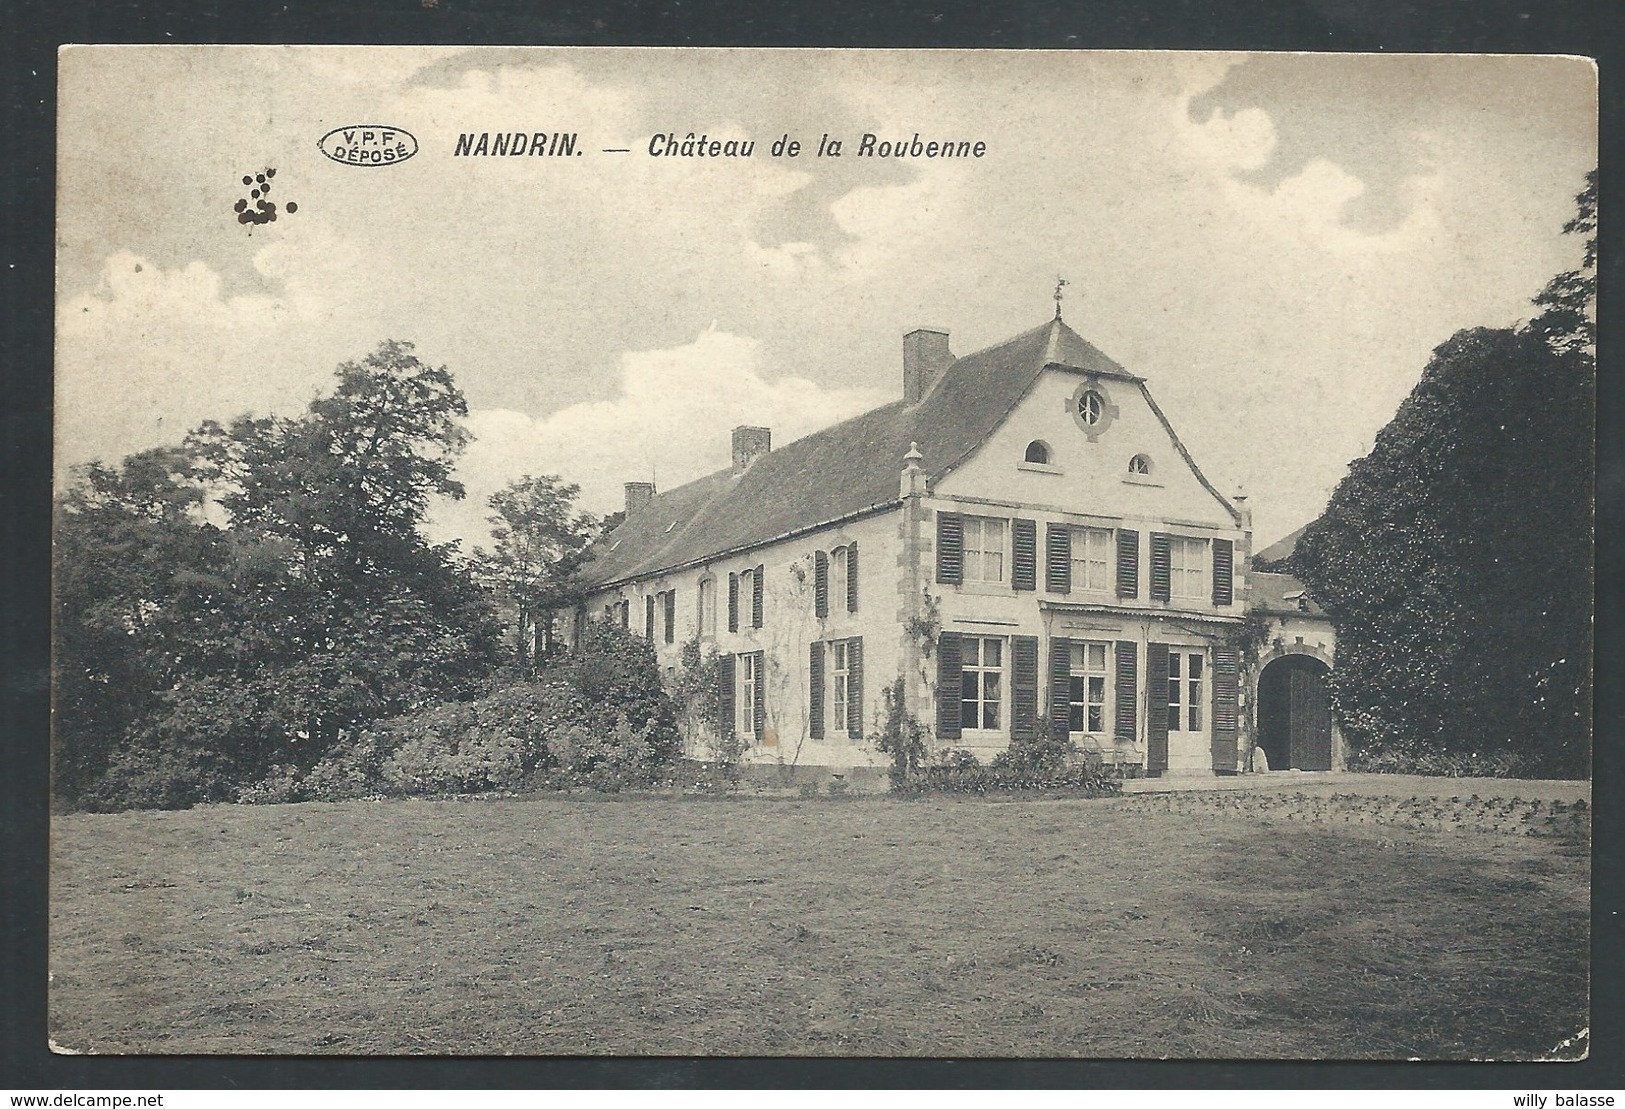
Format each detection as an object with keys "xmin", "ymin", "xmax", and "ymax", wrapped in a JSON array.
[
  {"xmin": 717, "ymin": 653, "xmax": 736, "ymax": 739},
  {"xmin": 936, "ymin": 631, "xmax": 963, "ymax": 740},
  {"xmin": 1114, "ymin": 641, "xmax": 1137, "ymax": 741},
  {"xmin": 1048, "ymin": 636, "xmax": 1072, "ymax": 740},
  {"xmin": 645, "ymin": 594, "xmax": 655, "ymax": 640},
  {"xmin": 1011, "ymin": 518, "xmax": 1038, "ymax": 592},
  {"xmin": 1212, "ymin": 646, "xmax": 1239, "ymax": 771},
  {"xmin": 814, "ymin": 550, "xmax": 829, "ymax": 618},
  {"xmin": 752, "ymin": 564, "xmax": 765, "ymax": 628},
  {"xmin": 752, "ymin": 650, "xmax": 766, "ymax": 738},
  {"xmin": 847, "ymin": 636, "xmax": 863, "ymax": 736},
  {"xmin": 1046, "ymin": 523, "xmax": 1071, "ymax": 593},
  {"xmin": 727, "ymin": 573, "xmax": 739, "ymax": 632},
  {"xmin": 1117, "ymin": 529, "xmax": 1139, "ymax": 599},
  {"xmin": 1146, "ymin": 643, "xmax": 1170, "ymax": 772},
  {"xmin": 1010, "ymin": 635, "xmax": 1040, "ymax": 741},
  {"xmin": 846, "ymin": 542, "xmax": 859, "ymax": 613},
  {"xmin": 1149, "ymin": 533, "xmax": 1172, "ymax": 602},
  {"xmin": 1212, "ymin": 539, "xmax": 1234, "ymax": 607},
  {"xmin": 936, "ymin": 512, "xmax": 963, "ymax": 585},
  {"xmin": 809, "ymin": 641, "xmax": 825, "ymax": 740},
  {"xmin": 663, "ymin": 590, "xmax": 676, "ymax": 643}
]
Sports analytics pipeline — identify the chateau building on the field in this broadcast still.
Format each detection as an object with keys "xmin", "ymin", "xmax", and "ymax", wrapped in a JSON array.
[{"xmin": 576, "ymin": 313, "xmax": 1341, "ymax": 776}]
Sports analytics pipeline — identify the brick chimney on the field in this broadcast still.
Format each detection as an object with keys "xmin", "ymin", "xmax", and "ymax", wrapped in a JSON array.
[
  {"xmin": 903, "ymin": 328, "xmax": 952, "ymax": 404},
  {"xmin": 624, "ymin": 481, "xmax": 655, "ymax": 515},
  {"xmin": 732, "ymin": 426, "xmax": 771, "ymax": 475}
]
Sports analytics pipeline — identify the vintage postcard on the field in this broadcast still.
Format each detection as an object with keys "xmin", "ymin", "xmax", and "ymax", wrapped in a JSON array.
[{"xmin": 51, "ymin": 46, "xmax": 1595, "ymax": 1058}]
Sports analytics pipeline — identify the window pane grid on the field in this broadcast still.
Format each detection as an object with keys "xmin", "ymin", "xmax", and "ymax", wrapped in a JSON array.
[
  {"xmin": 1068, "ymin": 640, "xmax": 1110, "ymax": 735},
  {"xmin": 961, "ymin": 636, "xmax": 1003, "ymax": 731},
  {"xmin": 963, "ymin": 517, "xmax": 1007, "ymax": 584}
]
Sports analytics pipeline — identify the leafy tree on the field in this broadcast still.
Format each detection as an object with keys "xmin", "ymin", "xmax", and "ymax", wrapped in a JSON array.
[
  {"xmin": 1292, "ymin": 175, "xmax": 1594, "ymax": 778},
  {"xmin": 53, "ymin": 341, "xmax": 503, "ymax": 809},
  {"xmin": 474, "ymin": 475, "xmax": 598, "ymax": 668},
  {"xmin": 569, "ymin": 619, "xmax": 681, "ymax": 769}
]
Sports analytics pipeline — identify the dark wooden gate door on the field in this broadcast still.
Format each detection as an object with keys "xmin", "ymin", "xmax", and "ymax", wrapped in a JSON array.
[{"xmin": 1288, "ymin": 665, "xmax": 1334, "ymax": 771}]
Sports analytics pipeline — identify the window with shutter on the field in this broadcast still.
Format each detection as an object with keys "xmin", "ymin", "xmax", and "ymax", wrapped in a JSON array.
[
  {"xmin": 961, "ymin": 517, "xmax": 1007, "ymax": 584},
  {"xmin": 936, "ymin": 632, "xmax": 963, "ymax": 740},
  {"xmin": 829, "ymin": 639, "xmax": 848, "ymax": 737},
  {"xmin": 936, "ymin": 512, "xmax": 964, "ymax": 584},
  {"xmin": 644, "ymin": 594, "xmax": 655, "ymax": 640},
  {"xmin": 697, "ymin": 578, "xmax": 715, "ymax": 638},
  {"xmin": 1048, "ymin": 636, "xmax": 1071, "ymax": 740},
  {"xmin": 1046, "ymin": 523, "xmax": 1071, "ymax": 593},
  {"xmin": 1114, "ymin": 641, "xmax": 1137, "ymax": 742},
  {"xmin": 1117, "ymin": 529, "xmax": 1139, "ymax": 598},
  {"xmin": 1146, "ymin": 643, "xmax": 1170, "ymax": 772},
  {"xmin": 752, "ymin": 563, "xmax": 764, "ymax": 628},
  {"xmin": 734, "ymin": 652, "xmax": 759, "ymax": 740},
  {"xmin": 1067, "ymin": 641, "xmax": 1111, "ymax": 734},
  {"xmin": 1011, "ymin": 519, "xmax": 1038, "ymax": 591},
  {"xmin": 663, "ymin": 589, "xmax": 676, "ymax": 643},
  {"xmin": 1011, "ymin": 635, "xmax": 1039, "ymax": 741},
  {"xmin": 1169, "ymin": 537, "xmax": 1208, "ymax": 602},
  {"xmin": 814, "ymin": 550, "xmax": 829, "ymax": 618},
  {"xmin": 809, "ymin": 641, "xmax": 825, "ymax": 740},
  {"xmin": 728, "ymin": 573, "xmax": 739, "ymax": 632},
  {"xmin": 717, "ymin": 653, "xmax": 736, "ymax": 739},
  {"xmin": 1212, "ymin": 539, "xmax": 1234, "ymax": 607},
  {"xmin": 846, "ymin": 636, "xmax": 863, "ymax": 738},
  {"xmin": 960, "ymin": 637, "xmax": 1004, "ymax": 731},
  {"xmin": 1070, "ymin": 527, "xmax": 1113, "ymax": 592},
  {"xmin": 1149, "ymin": 533, "xmax": 1172, "ymax": 602},
  {"xmin": 752, "ymin": 650, "xmax": 766, "ymax": 740},
  {"xmin": 1211, "ymin": 647, "xmax": 1239, "ymax": 771},
  {"xmin": 846, "ymin": 542, "xmax": 859, "ymax": 613}
]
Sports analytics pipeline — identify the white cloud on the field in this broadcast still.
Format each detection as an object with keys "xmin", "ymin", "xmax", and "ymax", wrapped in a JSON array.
[{"xmin": 425, "ymin": 325, "xmax": 892, "ymax": 549}]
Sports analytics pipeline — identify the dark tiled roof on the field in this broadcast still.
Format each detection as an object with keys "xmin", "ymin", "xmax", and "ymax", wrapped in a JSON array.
[
  {"xmin": 1254, "ymin": 523, "xmax": 1310, "ymax": 567},
  {"xmin": 1250, "ymin": 570, "xmax": 1327, "ymax": 617},
  {"xmin": 582, "ymin": 317, "xmax": 1176, "ymax": 588}
]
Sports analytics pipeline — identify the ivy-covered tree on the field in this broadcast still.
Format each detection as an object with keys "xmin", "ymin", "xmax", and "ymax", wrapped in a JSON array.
[
  {"xmin": 1292, "ymin": 175, "xmax": 1594, "ymax": 778},
  {"xmin": 473, "ymin": 474, "xmax": 598, "ymax": 669},
  {"xmin": 53, "ymin": 341, "xmax": 503, "ymax": 809}
]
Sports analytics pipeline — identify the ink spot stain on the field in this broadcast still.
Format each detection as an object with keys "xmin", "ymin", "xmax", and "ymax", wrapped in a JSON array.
[
  {"xmin": 133, "ymin": 263, "xmax": 142, "ymax": 272},
  {"xmin": 231, "ymin": 165, "xmax": 295, "ymax": 229}
]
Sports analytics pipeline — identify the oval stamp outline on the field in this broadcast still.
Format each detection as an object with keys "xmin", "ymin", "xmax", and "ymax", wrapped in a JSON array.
[{"xmin": 317, "ymin": 124, "xmax": 419, "ymax": 167}]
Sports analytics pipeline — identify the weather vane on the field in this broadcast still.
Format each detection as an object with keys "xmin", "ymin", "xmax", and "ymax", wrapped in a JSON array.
[{"xmin": 1054, "ymin": 275, "xmax": 1070, "ymax": 320}]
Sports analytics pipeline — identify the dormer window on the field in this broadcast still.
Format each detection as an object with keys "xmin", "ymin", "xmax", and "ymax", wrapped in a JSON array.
[
  {"xmin": 1129, "ymin": 454, "xmax": 1153, "ymax": 476},
  {"xmin": 1024, "ymin": 440, "xmax": 1050, "ymax": 465}
]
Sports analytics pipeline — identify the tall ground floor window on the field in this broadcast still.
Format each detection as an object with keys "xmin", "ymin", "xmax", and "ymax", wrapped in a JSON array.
[
  {"xmin": 961, "ymin": 636, "xmax": 1003, "ymax": 732},
  {"xmin": 1167, "ymin": 649, "xmax": 1203, "ymax": 732},
  {"xmin": 830, "ymin": 639, "xmax": 851, "ymax": 737},
  {"xmin": 1067, "ymin": 640, "xmax": 1110, "ymax": 734},
  {"xmin": 737, "ymin": 652, "xmax": 759, "ymax": 739}
]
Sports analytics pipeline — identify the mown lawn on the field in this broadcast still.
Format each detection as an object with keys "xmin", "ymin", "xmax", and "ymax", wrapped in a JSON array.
[{"xmin": 49, "ymin": 792, "xmax": 1589, "ymax": 1058}]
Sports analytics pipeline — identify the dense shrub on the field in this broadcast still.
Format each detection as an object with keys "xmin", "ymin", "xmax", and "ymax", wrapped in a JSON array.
[
  {"xmin": 1346, "ymin": 739, "xmax": 1546, "ymax": 779},
  {"xmin": 900, "ymin": 744, "xmax": 1122, "ymax": 796},
  {"xmin": 570, "ymin": 620, "xmax": 682, "ymax": 767}
]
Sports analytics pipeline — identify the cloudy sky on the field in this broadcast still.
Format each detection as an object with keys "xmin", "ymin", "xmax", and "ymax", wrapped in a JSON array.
[{"xmin": 56, "ymin": 48, "xmax": 1595, "ymax": 549}]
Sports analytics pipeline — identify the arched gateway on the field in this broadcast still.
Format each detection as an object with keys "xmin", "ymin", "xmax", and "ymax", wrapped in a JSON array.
[{"xmin": 1256, "ymin": 653, "xmax": 1334, "ymax": 772}]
